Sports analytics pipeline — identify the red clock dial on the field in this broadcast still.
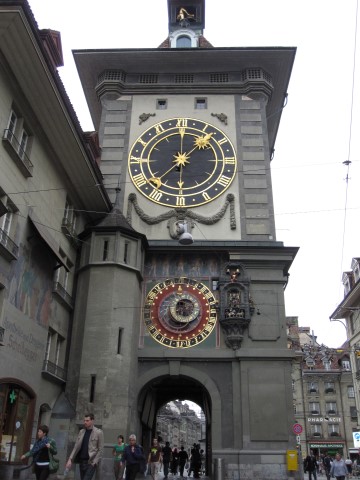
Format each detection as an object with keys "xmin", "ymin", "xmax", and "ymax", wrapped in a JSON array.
[{"xmin": 144, "ymin": 277, "xmax": 217, "ymax": 348}]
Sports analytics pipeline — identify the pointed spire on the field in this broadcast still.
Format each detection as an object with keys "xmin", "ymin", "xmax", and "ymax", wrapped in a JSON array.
[{"xmin": 96, "ymin": 183, "xmax": 135, "ymax": 230}]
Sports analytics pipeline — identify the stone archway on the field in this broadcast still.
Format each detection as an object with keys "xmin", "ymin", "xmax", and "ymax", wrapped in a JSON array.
[{"xmin": 137, "ymin": 364, "xmax": 222, "ymax": 475}]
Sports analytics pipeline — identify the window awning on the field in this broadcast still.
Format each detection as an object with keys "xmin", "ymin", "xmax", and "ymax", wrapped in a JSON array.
[
  {"xmin": 0, "ymin": 198, "xmax": 8, "ymax": 217},
  {"xmin": 28, "ymin": 211, "xmax": 69, "ymax": 271}
]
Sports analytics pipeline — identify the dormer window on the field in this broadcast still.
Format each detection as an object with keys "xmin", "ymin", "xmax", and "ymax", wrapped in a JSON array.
[
  {"xmin": 352, "ymin": 258, "xmax": 360, "ymax": 282},
  {"xmin": 323, "ymin": 359, "xmax": 331, "ymax": 370},
  {"xmin": 342, "ymin": 359, "xmax": 351, "ymax": 371},
  {"xmin": 170, "ymin": 29, "xmax": 198, "ymax": 48},
  {"xmin": 342, "ymin": 272, "xmax": 352, "ymax": 295},
  {"xmin": 177, "ymin": 35, "xmax": 192, "ymax": 48}
]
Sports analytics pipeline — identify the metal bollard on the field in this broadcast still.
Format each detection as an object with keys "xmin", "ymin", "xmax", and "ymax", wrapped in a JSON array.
[{"xmin": 213, "ymin": 458, "xmax": 224, "ymax": 480}]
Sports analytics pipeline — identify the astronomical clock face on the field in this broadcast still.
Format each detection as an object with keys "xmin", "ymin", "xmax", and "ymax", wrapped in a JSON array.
[
  {"xmin": 144, "ymin": 277, "xmax": 217, "ymax": 348},
  {"xmin": 128, "ymin": 118, "xmax": 237, "ymax": 208}
]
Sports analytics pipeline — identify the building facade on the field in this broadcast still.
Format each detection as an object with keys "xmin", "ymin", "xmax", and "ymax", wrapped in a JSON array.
[
  {"xmin": 1, "ymin": 1, "xmax": 300, "ymax": 479},
  {"xmin": 288, "ymin": 319, "xmax": 358, "ymax": 460},
  {"xmin": 330, "ymin": 257, "xmax": 360, "ymax": 457},
  {"xmin": 156, "ymin": 401, "xmax": 203, "ymax": 451},
  {"xmin": 0, "ymin": 2, "xmax": 111, "ymax": 478}
]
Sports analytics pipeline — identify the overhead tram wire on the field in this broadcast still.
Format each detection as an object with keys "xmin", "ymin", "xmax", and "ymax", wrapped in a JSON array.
[{"xmin": 339, "ymin": 0, "xmax": 359, "ymax": 285}]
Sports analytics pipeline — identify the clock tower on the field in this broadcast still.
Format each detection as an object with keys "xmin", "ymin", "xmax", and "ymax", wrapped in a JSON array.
[{"xmin": 67, "ymin": 1, "xmax": 298, "ymax": 478}]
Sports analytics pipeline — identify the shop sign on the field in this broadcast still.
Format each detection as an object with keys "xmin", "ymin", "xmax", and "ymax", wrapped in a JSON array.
[
  {"xmin": 307, "ymin": 417, "xmax": 341, "ymax": 423},
  {"xmin": 309, "ymin": 443, "xmax": 344, "ymax": 449},
  {"xmin": 353, "ymin": 432, "xmax": 360, "ymax": 448}
]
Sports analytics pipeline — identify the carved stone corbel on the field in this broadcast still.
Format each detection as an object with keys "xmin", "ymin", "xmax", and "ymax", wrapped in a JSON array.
[{"xmin": 139, "ymin": 113, "xmax": 155, "ymax": 125}]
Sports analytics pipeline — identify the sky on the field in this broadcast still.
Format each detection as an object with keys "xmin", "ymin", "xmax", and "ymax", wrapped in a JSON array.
[{"xmin": 27, "ymin": 0, "xmax": 360, "ymax": 348}]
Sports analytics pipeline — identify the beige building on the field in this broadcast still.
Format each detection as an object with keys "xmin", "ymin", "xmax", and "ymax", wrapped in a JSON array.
[{"xmin": 288, "ymin": 319, "xmax": 358, "ymax": 460}]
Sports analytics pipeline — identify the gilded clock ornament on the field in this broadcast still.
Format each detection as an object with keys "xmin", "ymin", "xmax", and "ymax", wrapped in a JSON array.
[
  {"xmin": 144, "ymin": 277, "xmax": 217, "ymax": 348},
  {"xmin": 128, "ymin": 118, "xmax": 237, "ymax": 208}
]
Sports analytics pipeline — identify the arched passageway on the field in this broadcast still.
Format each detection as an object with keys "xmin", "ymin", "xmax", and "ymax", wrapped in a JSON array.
[{"xmin": 138, "ymin": 375, "xmax": 212, "ymax": 475}]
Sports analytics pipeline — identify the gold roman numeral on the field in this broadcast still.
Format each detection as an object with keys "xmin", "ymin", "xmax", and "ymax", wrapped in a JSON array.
[
  {"xmin": 155, "ymin": 124, "xmax": 165, "ymax": 135},
  {"xmin": 202, "ymin": 192, "xmax": 211, "ymax": 201},
  {"xmin": 176, "ymin": 196, "xmax": 186, "ymax": 206},
  {"xmin": 130, "ymin": 156, "xmax": 142, "ymax": 164},
  {"xmin": 176, "ymin": 118, "xmax": 188, "ymax": 127},
  {"xmin": 132, "ymin": 173, "xmax": 147, "ymax": 187},
  {"xmin": 217, "ymin": 175, "xmax": 231, "ymax": 187},
  {"xmin": 224, "ymin": 157, "xmax": 236, "ymax": 164},
  {"xmin": 218, "ymin": 137, "xmax": 228, "ymax": 145},
  {"xmin": 149, "ymin": 189, "xmax": 163, "ymax": 202}
]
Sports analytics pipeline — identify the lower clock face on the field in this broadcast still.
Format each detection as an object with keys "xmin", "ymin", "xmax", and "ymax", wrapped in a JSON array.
[{"xmin": 144, "ymin": 277, "xmax": 217, "ymax": 348}]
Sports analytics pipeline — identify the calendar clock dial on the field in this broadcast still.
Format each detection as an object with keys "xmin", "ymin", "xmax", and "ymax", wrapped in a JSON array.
[
  {"xmin": 144, "ymin": 277, "xmax": 217, "ymax": 348},
  {"xmin": 128, "ymin": 118, "xmax": 237, "ymax": 208}
]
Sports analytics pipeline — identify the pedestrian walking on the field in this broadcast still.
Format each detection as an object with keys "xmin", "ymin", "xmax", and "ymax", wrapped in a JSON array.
[
  {"xmin": 330, "ymin": 453, "xmax": 348, "ymax": 480},
  {"xmin": 148, "ymin": 438, "xmax": 162, "ymax": 480},
  {"xmin": 304, "ymin": 451, "xmax": 317, "ymax": 480},
  {"xmin": 113, "ymin": 435, "xmax": 126, "ymax": 480},
  {"xmin": 65, "ymin": 413, "xmax": 104, "ymax": 480},
  {"xmin": 162, "ymin": 442, "xmax": 172, "ymax": 480},
  {"xmin": 21, "ymin": 424, "xmax": 58, "ymax": 480},
  {"xmin": 121, "ymin": 434, "xmax": 146, "ymax": 480}
]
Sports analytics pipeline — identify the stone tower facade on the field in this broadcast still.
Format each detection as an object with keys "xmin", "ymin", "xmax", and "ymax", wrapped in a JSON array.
[{"xmin": 67, "ymin": 1, "xmax": 299, "ymax": 478}]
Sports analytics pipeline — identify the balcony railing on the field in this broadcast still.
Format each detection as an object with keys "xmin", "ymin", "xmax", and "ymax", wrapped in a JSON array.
[
  {"xmin": 2, "ymin": 129, "xmax": 33, "ymax": 177},
  {"xmin": 53, "ymin": 281, "xmax": 74, "ymax": 310},
  {"xmin": 325, "ymin": 387, "xmax": 335, "ymax": 393},
  {"xmin": 42, "ymin": 359, "xmax": 66, "ymax": 382},
  {"xmin": 0, "ymin": 228, "xmax": 19, "ymax": 260},
  {"xmin": 61, "ymin": 217, "xmax": 79, "ymax": 247}
]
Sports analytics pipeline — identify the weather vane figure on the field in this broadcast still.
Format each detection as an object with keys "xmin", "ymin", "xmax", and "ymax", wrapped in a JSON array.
[{"xmin": 177, "ymin": 7, "xmax": 195, "ymax": 26}]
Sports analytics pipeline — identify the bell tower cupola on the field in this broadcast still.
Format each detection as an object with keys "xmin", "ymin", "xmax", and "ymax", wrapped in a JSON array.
[{"xmin": 167, "ymin": 0, "xmax": 208, "ymax": 48}]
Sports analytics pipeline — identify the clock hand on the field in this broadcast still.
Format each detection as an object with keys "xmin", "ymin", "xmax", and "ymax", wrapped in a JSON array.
[
  {"xmin": 179, "ymin": 127, "xmax": 186, "ymax": 155},
  {"xmin": 148, "ymin": 133, "xmax": 213, "ymax": 189},
  {"xmin": 194, "ymin": 132, "xmax": 214, "ymax": 150},
  {"xmin": 148, "ymin": 154, "xmax": 189, "ymax": 189}
]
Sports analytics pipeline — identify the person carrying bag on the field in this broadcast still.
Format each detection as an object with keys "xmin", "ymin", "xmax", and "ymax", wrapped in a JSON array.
[{"xmin": 21, "ymin": 424, "xmax": 58, "ymax": 479}]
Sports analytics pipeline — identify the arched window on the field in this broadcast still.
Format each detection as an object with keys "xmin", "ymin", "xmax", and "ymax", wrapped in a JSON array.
[
  {"xmin": 176, "ymin": 36, "xmax": 192, "ymax": 48},
  {"xmin": 0, "ymin": 382, "xmax": 35, "ymax": 463}
]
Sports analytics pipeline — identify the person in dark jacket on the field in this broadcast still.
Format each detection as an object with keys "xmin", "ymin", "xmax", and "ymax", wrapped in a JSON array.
[
  {"xmin": 121, "ymin": 434, "xmax": 145, "ymax": 480},
  {"xmin": 323, "ymin": 452, "xmax": 332, "ymax": 480},
  {"xmin": 304, "ymin": 451, "xmax": 317, "ymax": 480},
  {"xmin": 178, "ymin": 446, "xmax": 189, "ymax": 478},
  {"xmin": 162, "ymin": 441, "xmax": 172, "ymax": 479},
  {"xmin": 21, "ymin": 424, "xmax": 57, "ymax": 480}
]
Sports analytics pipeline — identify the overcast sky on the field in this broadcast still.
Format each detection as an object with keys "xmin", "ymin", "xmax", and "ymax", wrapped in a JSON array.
[{"xmin": 28, "ymin": 0, "xmax": 360, "ymax": 347}]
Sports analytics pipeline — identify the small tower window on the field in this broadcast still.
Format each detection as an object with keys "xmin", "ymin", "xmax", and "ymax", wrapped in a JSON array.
[
  {"xmin": 103, "ymin": 240, "xmax": 109, "ymax": 261},
  {"xmin": 157, "ymin": 99, "xmax": 167, "ymax": 110},
  {"xmin": 90, "ymin": 375, "xmax": 96, "ymax": 403},
  {"xmin": 177, "ymin": 35, "xmax": 191, "ymax": 48},
  {"xmin": 195, "ymin": 98, "xmax": 207, "ymax": 109}
]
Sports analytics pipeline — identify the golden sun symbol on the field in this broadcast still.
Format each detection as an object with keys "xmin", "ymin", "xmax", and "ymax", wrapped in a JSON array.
[
  {"xmin": 194, "ymin": 133, "xmax": 213, "ymax": 149},
  {"xmin": 173, "ymin": 152, "xmax": 190, "ymax": 167}
]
